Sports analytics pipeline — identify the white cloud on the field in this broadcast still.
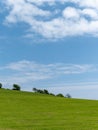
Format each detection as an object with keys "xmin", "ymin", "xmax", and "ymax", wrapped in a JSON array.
[
  {"xmin": 0, "ymin": 60, "xmax": 97, "ymax": 91},
  {"xmin": 63, "ymin": 7, "xmax": 80, "ymax": 19},
  {"xmin": 26, "ymin": 0, "xmax": 56, "ymax": 6},
  {"xmin": 0, "ymin": 60, "xmax": 96, "ymax": 84},
  {"xmin": 4, "ymin": 0, "xmax": 51, "ymax": 24},
  {"xmin": 2, "ymin": 0, "xmax": 98, "ymax": 39},
  {"xmin": 82, "ymin": 9, "xmax": 98, "ymax": 19},
  {"xmin": 77, "ymin": 0, "xmax": 98, "ymax": 9},
  {"xmin": 5, "ymin": 60, "xmax": 95, "ymax": 74}
]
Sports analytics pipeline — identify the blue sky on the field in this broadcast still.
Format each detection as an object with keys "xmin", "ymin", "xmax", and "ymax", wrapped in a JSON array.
[{"xmin": 0, "ymin": 0, "xmax": 98, "ymax": 99}]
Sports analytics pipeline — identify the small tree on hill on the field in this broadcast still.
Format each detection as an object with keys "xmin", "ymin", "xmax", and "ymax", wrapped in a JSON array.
[
  {"xmin": 33, "ymin": 88, "xmax": 37, "ymax": 92},
  {"xmin": 66, "ymin": 93, "xmax": 71, "ymax": 98},
  {"xmin": 56, "ymin": 93, "xmax": 64, "ymax": 97},
  {"xmin": 12, "ymin": 84, "xmax": 21, "ymax": 91},
  {"xmin": 0, "ymin": 83, "xmax": 2, "ymax": 89},
  {"xmin": 44, "ymin": 89, "xmax": 49, "ymax": 94},
  {"xmin": 37, "ymin": 89, "xmax": 44, "ymax": 94},
  {"xmin": 49, "ymin": 93, "xmax": 55, "ymax": 96}
]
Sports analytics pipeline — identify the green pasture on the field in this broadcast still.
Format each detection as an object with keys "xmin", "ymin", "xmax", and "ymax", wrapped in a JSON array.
[{"xmin": 0, "ymin": 89, "xmax": 98, "ymax": 130}]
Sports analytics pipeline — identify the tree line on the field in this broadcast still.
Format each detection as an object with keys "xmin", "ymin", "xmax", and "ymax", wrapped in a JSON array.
[
  {"xmin": 0, "ymin": 83, "xmax": 21, "ymax": 91},
  {"xmin": 0, "ymin": 83, "xmax": 71, "ymax": 98},
  {"xmin": 32, "ymin": 87, "xmax": 71, "ymax": 98}
]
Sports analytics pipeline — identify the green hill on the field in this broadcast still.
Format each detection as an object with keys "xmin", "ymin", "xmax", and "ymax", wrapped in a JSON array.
[{"xmin": 0, "ymin": 89, "xmax": 98, "ymax": 130}]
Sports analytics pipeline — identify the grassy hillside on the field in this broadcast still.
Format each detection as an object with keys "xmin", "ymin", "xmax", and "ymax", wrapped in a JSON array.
[{"xmin": 0, "ymin": 89, "xmax": 98, "ymax": 130}]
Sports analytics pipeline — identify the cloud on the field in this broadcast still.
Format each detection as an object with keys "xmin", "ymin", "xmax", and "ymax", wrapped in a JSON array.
[
  {"xmin": 0, "ymin": 60, "xmax": 96, "ymax": 87},
  {"xmin": 82, "ymin": 9, "xmax": 98, "ymax": 19},
  {"xmin": 76, "ymin": 0, "xmax": 98, "ymax": 9},
  {"xmin": 2, "ymin": 0, "xmax": 98, "ymax": 39},
  {"xmin": 4, "ymin": 0, "xmax": 51, "ymax": 24},
  {"xmin": 63, "ymin": 7, "xmax": 80, "ymax": 20},
  {"xmin": 5, "ymin": 60, "xmax": 95, "ymax": 74}
]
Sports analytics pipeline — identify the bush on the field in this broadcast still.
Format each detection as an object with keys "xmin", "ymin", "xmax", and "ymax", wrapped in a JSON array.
[
  {"xmin": 37, "ymin": 89, "xmax": 44, "ymax": 94},
  {"xmin": 0, "ymin": 83, "xmax": 2, "ymax": 89},
  {"xmin": 33, "ymin": 88, "xmax": 37, "ymax": 92},
  {"xmin": 12, "ymin": 84, "xmax": 21, "ymax": 91},
  {"xmin": 56, "ymin": 93, "xmax": 64, "ymax": 97},
  {"xmin": 49, "ymin": 93, "xmax": 55, "ymax": 96},
  {"xmin": 33, "ymin": 88, "xmax": 50, "ymax": 95},
  {"xmin": 44, "ymin": 89, "xmax": 49, "ymax": 94},
  {"xmin": 66, "ymin": 93, "xmax": 71, "ymax": 98}
]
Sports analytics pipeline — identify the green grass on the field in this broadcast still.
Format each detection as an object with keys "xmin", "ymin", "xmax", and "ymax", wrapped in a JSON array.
[{"xmin": 0, "ymin": 89, "xmax": 98, "ymax": 130}]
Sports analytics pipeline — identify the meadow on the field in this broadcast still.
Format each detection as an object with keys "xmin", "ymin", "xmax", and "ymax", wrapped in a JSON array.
[{"xmin": 0, "ymin": 89, "xmax": 98, "ymax": 130}]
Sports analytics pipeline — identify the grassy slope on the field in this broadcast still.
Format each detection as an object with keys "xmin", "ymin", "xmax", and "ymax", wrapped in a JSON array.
[{"xmin": 0, "ymin": 89, "xmax": 98, "ymax": 130}]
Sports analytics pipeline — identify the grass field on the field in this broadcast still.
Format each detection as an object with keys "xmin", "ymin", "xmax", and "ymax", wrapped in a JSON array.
[{"xmin": 0, "ymin": 89, "xmax": 98, "ymax": 130}]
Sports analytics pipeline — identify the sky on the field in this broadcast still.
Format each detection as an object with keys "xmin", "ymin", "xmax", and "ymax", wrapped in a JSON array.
[{"xmin": 0, "ymin": 0, "xmax": 98, "ymax": 99}]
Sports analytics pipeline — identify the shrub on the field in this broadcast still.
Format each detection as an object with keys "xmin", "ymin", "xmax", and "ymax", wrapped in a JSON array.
[
  {"xmin": 33, "ymin": 88, "xmax": 37, "ymax": 92},
  {"xmin": 12, "ymin": 84, "xmax": 21, "ymax": 91},
  {"xmin": 0, "ymin": 83, "xmax": 2, "ymax": 89},
  {"xmin": 49, "ymin": 93, "xmax": 55, "ymax": 96},
  {"xmin": 66, "ymin": 93, "xmax": 71, "ymax": 98},
  {"xmin": 38, "ymin": 89, "xmax": 45, "ymax": 94},
  {"xmin": 44, "ymin": 89, "xmax": 49, "ymax": 94},
  {"xmin": 56, "ymin": 93, "xmax": 64, "ymax": 97}
]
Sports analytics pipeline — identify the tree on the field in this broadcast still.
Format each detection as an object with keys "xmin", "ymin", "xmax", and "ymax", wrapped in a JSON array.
[
  {"xmin": 0, "ymin": 83, "xmax": 2, "ymax": 89},
  {"xmin": 12, "ymin": 84, "xmax": 21, "ymax": 91},
  {"xmin": 44, "ymin": 89, "xmax": 49, "ymax": 94},
  {"xmin": 49, "ymin": 93, "xmax": 55, "ymax": 96},
  {"xmin": 66, "ymin": 93, "xmax": 71, "ymax": 98},
  {"xmin": 33, "ymin": 88, "xmax": 37, "ymax": 92},
  {"xmin": 56, "ymin": 93, "xmax": 64, "ymax": 97},
  {"xmin": 37, "ymin": 89, "xmax": 44, "ymax": 94}
]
